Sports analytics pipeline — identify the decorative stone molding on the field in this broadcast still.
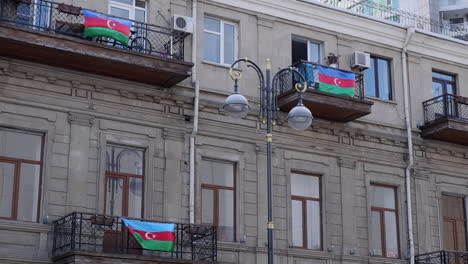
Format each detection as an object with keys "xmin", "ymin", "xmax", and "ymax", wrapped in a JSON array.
[
  {"xmin": 338, "ymin": 157, "xmax": 356, "ymax": 169},
  {"xmin": 413, "ymin": 169, "xmax": 430, "ymax": 181},
  {"xmin": 68, "ymin": 112, "xmax": 95, "ymax": 127},
  {"xmin": 163, "ymin": 128, "xmax": 186, "ymax": 142}
]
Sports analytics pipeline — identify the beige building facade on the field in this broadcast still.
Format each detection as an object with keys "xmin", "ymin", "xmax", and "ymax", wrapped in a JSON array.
[{"xmin": 0, "ymin": 0, "xmax": 467, "ymax": 263}]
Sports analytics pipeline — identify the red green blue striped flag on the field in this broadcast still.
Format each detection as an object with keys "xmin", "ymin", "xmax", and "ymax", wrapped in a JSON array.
[
  {"xmin": 83, "ymin": 10, "xmax": 132, "ymax": 46},
  {"xmin": 121, "ymin": 218, "xmax": 176, "ymax": 252},
  {"xmin": 317, "ymin": 65, "xmax": 356, "ymax": 96}
]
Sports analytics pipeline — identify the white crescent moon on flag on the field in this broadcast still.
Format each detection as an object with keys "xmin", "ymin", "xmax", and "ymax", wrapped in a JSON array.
[
  {"xmin": 144, "ymin": 232, "xmax": 156, "ymax": 240},
  {"xmin": 107, "ymin": 20, "xmax": 115, "ymax": 29},
  {"xmin": 333, "ymin": 78, "xmax": 341, "ymax": 86}
]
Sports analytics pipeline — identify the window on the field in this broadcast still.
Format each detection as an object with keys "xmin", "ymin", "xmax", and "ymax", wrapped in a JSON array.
[
  {"xmin": 108, "ymin": 0, "xmax": 146, "ymax": 22},
  {"xmin": 200, "ymin": 159, "xmax": 235, "ymax": 242},
  {"xmin": 442, "ymin": 195, "xmax": 467, "ymax": 251},
  {"xmin": 291, "ymin": 173, "xmax": 321, "ymax": 249},
  {"xmin": 432, "ymin": 71, "xmax": 456, "ymax": 97},
  {"xmin": 203, "ymin": 17, "xmax": 237, "ymax": 65},
  {"xmin": 291, "ymin": 38, "xmax": 321, "ymax": 64},
  {"xmin": 14, "ymin": 1, "xmax": 51, "ymax": 30},
  {"xmin": 370, "ymin": 184, "xmax": 399, "ymax": 258},
  {"xmin": 449, "ymin": 18, "xmax": 464, "ymax": 25},
  {"xmin": 0, "ymin": 128, "xmax": 43, "ymax": 222},
  {"xmin": 105, "ymin": 144, "xmax": 144, "ymax": 218},
  {"xmin": 364, "ymin": 56, "xmax": 392, "ymax": 100}
]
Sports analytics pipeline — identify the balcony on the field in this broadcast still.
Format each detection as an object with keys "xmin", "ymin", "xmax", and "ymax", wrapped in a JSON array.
[
  {"xmin": 0, "ymin": 0, "xmax": 192, "ymax": 87},
  {"xmin": 276, "ymin": 61, "xmax": 373, "ymax": 122},
  {"xmin": 415, "ymin": 250, "xmax": 468, "ymax": 264},
  {"xmin": 52, "ymin": 212, "xmax": 217, "ymax": 263},
  {"xmin": 420, "ymin": 94, "xmax": 468, "ymax": 145}
]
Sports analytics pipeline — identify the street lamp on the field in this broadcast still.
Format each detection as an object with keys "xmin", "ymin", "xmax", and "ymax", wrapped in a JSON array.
[{"xmin": 223, "ymin": 58, "xmax": 312, "ymax": 264}]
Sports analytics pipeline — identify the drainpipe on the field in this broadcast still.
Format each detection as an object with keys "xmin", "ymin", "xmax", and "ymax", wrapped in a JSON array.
[
  {"xmin": 189, "ymin": 0, "xmax": 199, "ymax": 225},
  {"xmin": 402, "ymin": 26, "xmax": 415, "ymax": 264}
]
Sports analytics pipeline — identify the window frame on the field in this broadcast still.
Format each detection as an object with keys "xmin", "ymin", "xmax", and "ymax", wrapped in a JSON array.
[
  {"xmin": 365, "ymin": 56, "xmax": 393, "ymax": 100},
  {"xmin": 200, "ymin": 158, "xmax": 237, "ymax": 242},
  {"xmin": 108, "ymin": 0, "xmax": 147, "ymax": 22},
  {"xmin": 203, "ymin": 16, "xmax": 238, "ymax": 66},
  {"xmin": 103, "ymin": 144, "xmax": 145, "ymax": 218},
  {"xmin": 432, "ymin": 71, "xmax": 457, "ymax": 96},
  {"xmin": 441, "ymin": 194, "xmax": 467, "ymax": 251},
  {"xmin": 370, "ymin": 183, "xmax": 401, "ymax": 258},
  {"xmin": 291, "ymin": 36, "xmax": 323, "ymax": 64},
  {"xmin": 0, "ymin": 128, "xmax": 44, "ymax": 222},
  {"xmin": 290, "ymin": 173, "xmax": 322, "ymax": 250}
]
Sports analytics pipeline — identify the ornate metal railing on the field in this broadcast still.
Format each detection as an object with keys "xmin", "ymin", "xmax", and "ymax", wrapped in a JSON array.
[
  {"xmin": 312, "ymin": 0, "xmax": 468, "ymax": 41},
  {"xmin": 52, "ymin": 212, "xmax": 217, "ymax": 262},
  {"xmin": 0, "ymin": 0, "xmax": 186, "ymax": 60},
  {"xmin": 423, "ymin": 94, "xmax": 468, "ymax": 124},
  {"xmin": 276, "ymin": 60, "xmax": 365, "ymax": 100},
  {"xmin": 415, "ymin": 250, "xmax": 468, "ymax": 264}
]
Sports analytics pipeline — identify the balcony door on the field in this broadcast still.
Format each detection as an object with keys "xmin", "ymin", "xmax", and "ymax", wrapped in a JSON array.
[{"xmin": 442, "ymin": 195, "xmax": 467, "ymax": 251}]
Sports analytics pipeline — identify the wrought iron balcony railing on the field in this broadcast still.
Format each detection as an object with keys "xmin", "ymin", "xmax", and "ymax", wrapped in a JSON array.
[
  {"xmin": 52, "ymin": 212, "xmax": 217, "ymax": 262},
  {"xmin": 415, "ymin": 250, "xmax": 468, "ymax": 264},
  {"xmin": 423, "ymin": 94, "xmax": 468, "ymax": 124},
  {"xmin": 312, "ymin": 0, "xmax": 468, "ymax": 41},
  {"xmin": 0, "ymin": 0, "xmax": 186, "ymax": 60},
  {"xmin": 276, "ymin": 60, "xmax": 365, "ymax": 100}
]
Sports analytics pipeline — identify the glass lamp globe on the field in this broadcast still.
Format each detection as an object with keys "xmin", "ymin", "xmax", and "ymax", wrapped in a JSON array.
[
  {"xmin": 288, "ymin": 104, "xmax": 313, "ymax": 130},
  {"xmin": 223, "ymin": 93, "xmax": 250, "ymax": 118}
]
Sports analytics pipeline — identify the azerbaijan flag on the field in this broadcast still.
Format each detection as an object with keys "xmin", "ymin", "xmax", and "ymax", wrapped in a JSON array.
[
  {"xmin": 317, "ymin": 65, "xmax": 356, "ymax": 96},
  {"xmin": 83, "ymin": 10, "xmax": 132, "ymax": 46},
  {"xmin": 121, "ymin": 218, "xmax": 176, "ymax": 252}
]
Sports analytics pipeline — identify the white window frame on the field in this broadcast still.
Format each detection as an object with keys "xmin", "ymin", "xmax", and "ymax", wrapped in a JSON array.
[
  {"xmin": 203, "ymin": 17, "xmax": 238, "ymax": 66},
  {"xmin": 108, "ymin": 0, "xmax": 147, "ymax": 22},
  {"xmin": 307, "ymin": 40, "xmax": 322, "ymax": 64}
]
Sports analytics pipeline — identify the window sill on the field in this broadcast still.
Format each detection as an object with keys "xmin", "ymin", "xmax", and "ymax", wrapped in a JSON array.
[
  {"xmin": 366, "ymin": 96, "xmax": 397, "ymax": 105},
  {"xmin": 202, "ymin": 60, "xmax": 238, "ymax": 70},
  {"xmin": 0, "ymin": 219, "xmax": 51, "ymax": 232}
]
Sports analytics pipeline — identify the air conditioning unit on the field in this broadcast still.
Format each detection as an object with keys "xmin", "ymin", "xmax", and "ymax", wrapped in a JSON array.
[
  {"xmin": 172, "ymin": 15, "xmax": 194, "ymax": 34},
  {"xmin": 351, "ymin": 51, "xmax": 371, "ymax": 70}
]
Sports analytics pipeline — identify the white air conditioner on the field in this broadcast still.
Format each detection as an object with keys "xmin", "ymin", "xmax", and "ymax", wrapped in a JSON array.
[
  {"xmin": 351, "ymin": 51, "xmax": 371, "ymax": 70},
  {"xmin": 172, "ymin": 15, "xmax": 194, "ymax": 34}
]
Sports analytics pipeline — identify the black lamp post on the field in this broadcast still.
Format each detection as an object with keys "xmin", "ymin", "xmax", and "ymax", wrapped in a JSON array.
[{"xmin": 223, "ymin": 58, "xmax": 312, "ymax": 264}]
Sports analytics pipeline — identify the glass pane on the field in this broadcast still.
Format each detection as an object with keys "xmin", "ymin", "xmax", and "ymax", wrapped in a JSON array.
[
  {"xmin": 364, "ymin": 58, "xmax": 376, "ymax": 97},
  {"xmin": 218, "ymin": 189, "xmax": 234, "ymax": 241},
  {"xmin": 110, "ymin": 6, "xmax": 130, "ymax": 19},
  {"xmin": 200, "ymin": 159, "xmax": 234, "ymax": 187},
  {"xmin": 204, "ymin": 32, "xmax": 220, "ymax": 63},
  {"xmin": 432, "ymin": 72, "xmax": 455, "ymax": 82},
  {"xmin": 292, "ymin": 200, "xmax": 303, "ymax": 247},
  {"xmin": 308, "ymin": 42, "xmax": 320, "ymax": 63},
  {"xmin": 201, "ymin": 189, "xmax": 214, "ymax": 224},
  {"xmin": 446, "ymin": 84, "xmax": 455, "ymax": 94},
  {"xmin": 105, "ymin": 145, "xmax": 144, "ymax": 175},
  {"xmin": 371, "ymin": 185, "xmax": 396, "ymax": 209},
  {"xmin": 223, "ymin": 23, "xmax": 235, "ymax": 65},
  {"xmin": 135, "ymin": 0, "xmax": 146, "ymax": 8},
  {"xmin": 111, "ymin": 0, "xmax": 133, "ymax": 5},
  {"xmin": 204, "ymin": 17, "xmax": 220, "ymax": 32},
  {"xmin": 291, "ymin": 173, "xmax": 319, "ymax": 198},
  {"xmin": 106, "ymin": 177, "xmax": 124, "ymax": 216},
  {"xmin": 385, "ymin": 211, "xmax": 399, "ymax": 258},
  {"xmin": 370, "ymin": 211, "xmax": 383, "ymax": 256},
  {"xmin": 0, "ymin": 130, "xmax": 42, "ymax": 161},
  {"xmin": 0, "ymin": 162, "xmax": 15, "ymax": 218},
  {"xmin": 306, "ymin": 201, "xmax": 321, "ymax": 249},
  {"xmin": 377, "ymin": 58, "xmax": 391, "ymax": 100},
  {"xmin": 135, "ymin": 9, "xmax": 145, "ymax": 22},
  {"xmin": 128, "ymin": 178, "xmax": 143, "ymax": 218},
  {"xmin": 17, "ymin": 163, "xmax": 40, "ymax": 222},
  {"xmin": 15, "ymin": 3, "xmax": 31, "ymax": 26},
  {"xmin": 432, "ymin": 81, "xmax": 444, "ymax": 97}
]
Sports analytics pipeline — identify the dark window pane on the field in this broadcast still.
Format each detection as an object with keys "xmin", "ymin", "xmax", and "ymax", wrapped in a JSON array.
[
  {"xmin": 306, "ymin": 200, "xmax": 321, "ymax": 249},
  {"xmin": 371, "ymin": 185, "xmax": 396, "ymax": 209},
  {"xmin": 385, "ymin": 211, "xmax": 399, "ymax": 258},
  {"xmin": 128, "ymin": 177, "xmax": 143, "ymax": 218},
  {"xmin": 112, "ymin": 0, "xmax": 133, "ymax": 5},
  {"xmin": 105, "ymin": 145, "xmax": 144, "ymax": 175},
  {"xmin": 218, "ymin": 189, "xmax": 234, "ymax": 241},
  {"xmin": 201, "ymin": 189, "xmax": 214, "ymax": 224},
  {"xmin": 377, "ymin": 58, "xmax": 391, "ymax": 100},
  {"xmin": 292, "ymin": 200, "xmax": 303, "ymax": 247},
  {"xmin": 364, "ymin": 58, "xmax": 376, "ymax": 97},
  {"xmin": 106, "ymin": 177, "xmax": 124, "ymax": 216},
  {"xmin": 291, "ymin": 173, "xmax": 319, "ymax": 198},
  {"xmin": 135, "ymin": 0, "xmax": 146, "ymax": 8},
  {"xmin": 292, "ymin": 39, "xmax": 308, "ymax": 64},
  {"xmin": 0, "ymin": 130, "xmax": 42, "ymax": 161},
  {"xmin": 370, "ymin": 211, "xmax": 383, "ymax": 256},
  {"xmin": 0, "ymin": 162, "xmax": 15, "ymax": 218}
]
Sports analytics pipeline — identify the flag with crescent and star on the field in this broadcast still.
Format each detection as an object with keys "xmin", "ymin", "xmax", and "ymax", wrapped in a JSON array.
[
  {"xmin": 121, "ymin": 218, "xmax": 176, "ymax": 251},
  {"xmin": 317, "ymin": 65, "xmax": 356, "ymax": 96},
  {"xmin": 82, "ymin": 10, "xmax": 132, "ymax": 46}
]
